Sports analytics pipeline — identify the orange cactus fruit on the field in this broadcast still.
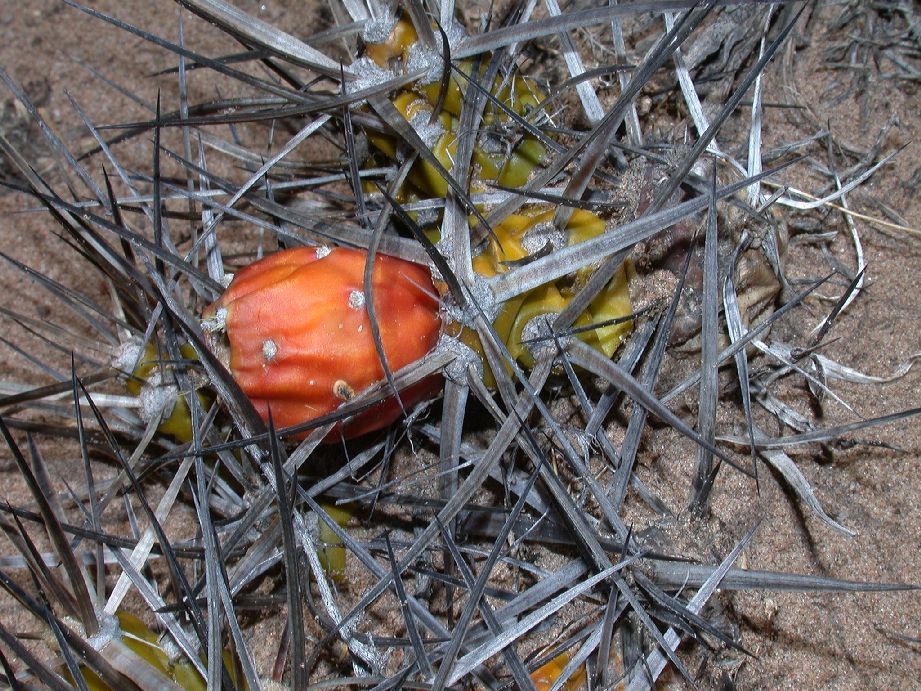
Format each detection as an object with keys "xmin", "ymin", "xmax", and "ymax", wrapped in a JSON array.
[{"xmin": 203, "ymin": 246, "xmax": 442, "ymax": 439}]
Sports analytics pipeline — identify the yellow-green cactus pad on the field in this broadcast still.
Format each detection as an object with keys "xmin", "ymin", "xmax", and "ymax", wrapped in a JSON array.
[
  {"xmin": 470, "ymin": 207, "xmax": 633, "ymax": 382},
  {"xmin": 317, "ymin": 502, "xmax": 354, "ymax": 581},
  {"xmin": 364, "ymin": 17, "xmax": 546, "ymax": 202}
]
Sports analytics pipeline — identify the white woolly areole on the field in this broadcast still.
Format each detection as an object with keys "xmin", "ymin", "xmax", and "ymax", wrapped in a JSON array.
[
  {"xmin": 439, "ymin": 332, "xmax": 484, "ymax": 384},
  {"xmin": 348, "ymin": 289, "xmax": 366, "ymax": 309},
  {"xmin": 413, "ymin": 206, "xmax": 440, "ymax": 228},
  {"xmin": 521, "ymin": 220, "xmax": 566, "ymax": 255},
  {"xmin": 220, "ymin": 272, "xmax": 234, "ymax": 288},
  {"xmin": 262, "ymin": 338, "xmax": 278, "ymax": 361},
  {"xmin": 438, "ymin": 278, "xmax": 505, "ymax": 383},
  {"xmin": 350, "ymin": 56, "xmax": 395, "ymax": 94},
  {"xmin": 138, "ymin": 370, "xmax": 179, "ymax": 424},
  {"xmin": 113, "ymin": 339, "xmax": 145, "ymax": 372},
  {"xmin": 405, "ymin": 20, "xmax": 468, "ymax": 84},
  {"xmin": 260, "ymin": 681, "xmax": 290, "ymax": 691},
  {"xmin": 158, "ymin": 633, "xmax": 181, "ymax": 661},
  {"xmin": 362, "ymin": 8, "xmax": 398, "ymax": 43},
  {"xmin": 315, "ymin": 245, "xmax": 333, "ymax": 259},
  {"xmin": 520, "ymin": 313, "xmax": 563, "ymax": 361},
  {"xmin": 443, "ymin": 19, "xmax": 468, "ymax": 50},
  {"xmin": 406, "ymin": 42, "xmax": 442, "ymax": 84},
  {"xmin": 201, "ymin": 307, "xmax": 227, "ymax": 333},
  {"xmin": 408, "ymin": 109, "xmax": 444, "ymax": 150},
  {"xmin": 86, "ymin": 612, "xmax": 120, "ymax": 651}
]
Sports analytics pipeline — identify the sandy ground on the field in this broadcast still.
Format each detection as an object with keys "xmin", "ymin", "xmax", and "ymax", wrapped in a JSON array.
[{"xmin": 0, "ymin": 1, "xmax": 919, "ymax": 689}]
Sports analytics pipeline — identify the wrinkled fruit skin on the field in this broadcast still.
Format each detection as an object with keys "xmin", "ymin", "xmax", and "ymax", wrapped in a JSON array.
[{"xmin": 204, "ymin": 246, "xmax": 442, "ymax": 440}]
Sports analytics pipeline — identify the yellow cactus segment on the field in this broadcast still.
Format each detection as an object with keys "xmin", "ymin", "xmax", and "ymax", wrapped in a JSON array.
[
  {"xmin": 419, "ymin": 69, "xmax": 466, "ymax": 117},
  {"xmin": 588, "ymin": 262, "xmax": 634, "ymax": 357},
  {"xmin": 117, "ymin": 612, "xmax": 173, "ymax": 676},
  {"xmin": 497, "ymin": 137, "xmax": 545, "ymax": 189},
  {"xmin": 413, "ymin": 130, "xmax": 457, "ymax": 199},
  {"xmin": 392, "ymin": 90, "xmax": 434, "ymax": 123},
  {"xmin": 418, "ymin": 60, "xmax": 542, "ymax": 122},
  {"xmin": 71, "ymin": 611, "xmax": 172, "ymax": 691},
  {"xmin": 507, "ymin": 283, "xmax": 570, "ymax": 368},
  {"xmin": 317, "ymin": 502, "xmax": 354, "ymax": 581},
  {"xmin": 466, "ymin": 207, "xmax": 633, "ymax": 382},
  {"xmin": 172, "ymin": 648, "xmax": 244, "ymax": 691},
  {"xmin": 126, "ymin": 343, "xmax": 211, "ymax": 443},
  {"xmin": 364, "ymin": 17, "xmax": 546, "ymax": 201},
  {"xmin": 365, "ymin": 17, "xmax": 418, "ymax": 68}
]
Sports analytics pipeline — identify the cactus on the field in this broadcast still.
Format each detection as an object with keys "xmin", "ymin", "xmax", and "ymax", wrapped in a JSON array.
[
  {"xmin": 0, "ymin": 2, "xmax": 917, "ymax": 690},
  {"xmin": 364, "ymin": 16, "xmax": 546, "ymax": 201},
  {"xmin": 362, "ymin": 15, "xmax": 633, "ymax": 384}
]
